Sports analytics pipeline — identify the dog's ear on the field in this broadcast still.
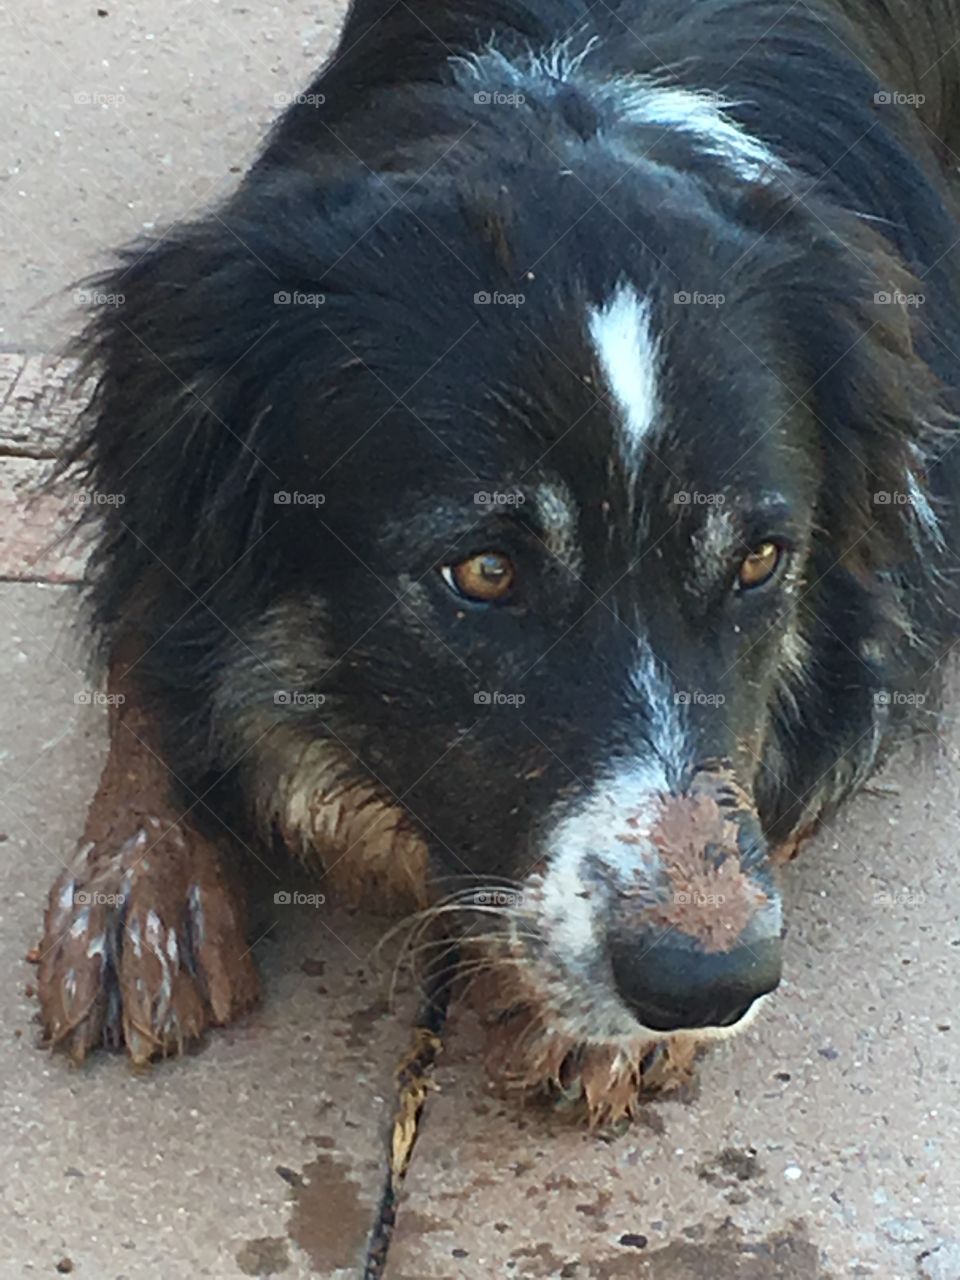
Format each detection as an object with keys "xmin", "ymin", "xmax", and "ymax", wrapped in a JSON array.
[
  {"xmin": 65, "ymin": 172, "xmax": 390, "ymax": 634},
  {"xmin": 807, "ymin": 230, "xmax": 950, "ymax": 573},
  {"xmin": 746, "ymin": 191, "xmax": 954, "ymax": 570},
  {"xmin": 67, "ymin": 219, "xmax": 292, "ymax": 631}
]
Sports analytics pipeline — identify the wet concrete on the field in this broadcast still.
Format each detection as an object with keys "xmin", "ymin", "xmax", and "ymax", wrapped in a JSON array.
[
  {"xmin": 0, "ymin": 584, "xmax": 412, "ymax": 1278},
  {"xmin": 4, "ymin": 0, "xmax": 960, "ymax": 1275},
  {"xmin": 384, "ymin": 717, "xmax": 960, "ymax": 1279}
]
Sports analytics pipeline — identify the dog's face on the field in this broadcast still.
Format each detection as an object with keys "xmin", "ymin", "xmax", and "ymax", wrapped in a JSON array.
[
  {"xmin": 261, "ymin": 149, "xmax": 860, "ymax": 1044},
  {"xmin": 248, "ymin": 101, "xmax": 940, "ymax": 1045},
  {"xmin": 91, "ymin": 79, "xmax": 940, "ymax": 1055},
  {"xmin": 327, "ymin": 329, "xmax": 806, "ymax": 1038}
]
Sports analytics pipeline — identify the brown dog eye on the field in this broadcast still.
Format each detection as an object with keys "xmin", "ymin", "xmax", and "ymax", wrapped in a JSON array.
[
  {"xmin": 442, "ymin": 552, "xmax": 515, "ymax": 602},
  {"xmin": 738, "ymin": 542, "xmax": 782, "ymax": 590}
]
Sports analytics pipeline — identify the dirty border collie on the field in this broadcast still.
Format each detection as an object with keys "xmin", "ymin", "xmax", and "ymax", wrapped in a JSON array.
[{"xmin": 39, "ymin": 0, "xmax": 960, "ymax": 1123}]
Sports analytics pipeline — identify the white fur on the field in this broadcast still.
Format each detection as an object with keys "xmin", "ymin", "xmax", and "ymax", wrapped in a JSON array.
[
  {"xmin": 452, "ymin": 40, "xmax": 783, "ymax": 184},
  {"xmin": 532, "ymin": 647, "xmax": 685, "ymax": 962},
  {"xmin": 451, "ymin": 34, "xmax": 600, "ymax": 91},
  {"xmin": 630, "ymin": 644, "xmax": 690, "ymax": 783},
  {"xmin": 614, "ymin": 83, "xmax": 781, "ymax": 182},
  {"xmin": 58, "ymin": 879, "xmax": 77, "ymax": 914},
  {"xmin": 188, "ymin": 883, "xmax": 205, "ymax": 946},
  {"xmin": 69, "ymin": 911, "xmax": 90, "ymax": 940},
  {"xmin": 85, "ymin": 934, "xmax": 106, "ymax": 961},
  {"xmin": 535, "ymin": 480, "xmax": 582, "ymax": 572},
  {"xmin": 145, "ymin": 908, "xmax": 172, "ymax": 1013},
  {"xmin": 526, "ymin": 752, "xmax": 672, "ymax": 1043},
  {"xmin": 692, "ymin": 505, "xmax": 736, "ymax": 581},
  {"xmin": 907, "ymin": 467, "xmax": 944, "ymax": 549},
  {"xmin": 127, "ymin": 917, "xmax": 143, "ymax": 959},
  {"xmin": 588, "ymin": 284, "xmax": 662, "ymax": 474}
]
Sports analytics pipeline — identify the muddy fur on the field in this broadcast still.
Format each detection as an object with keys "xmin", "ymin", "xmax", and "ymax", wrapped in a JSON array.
[{"xmin": 36, "ymin": 0, "xmax": 960, "ymax": 1121}]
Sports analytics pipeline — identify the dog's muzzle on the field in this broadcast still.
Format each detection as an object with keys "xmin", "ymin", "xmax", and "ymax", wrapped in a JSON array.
[
  {"xmin": 608, "ymin": 773, "xmax": 781, "ymax": 1033},
  {"xmin": 533, "ymin": 764, "xmax": 783, "ymax": 1038}
]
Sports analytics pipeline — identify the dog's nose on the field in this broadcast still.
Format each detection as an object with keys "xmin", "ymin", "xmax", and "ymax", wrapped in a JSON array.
[{"xmin": 609, "ymin": 934, "xmax": 782, "ymax": 1032}]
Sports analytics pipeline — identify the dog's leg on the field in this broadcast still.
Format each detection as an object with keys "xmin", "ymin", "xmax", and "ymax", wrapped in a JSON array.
[{"xmin": 37, "ymin": 652, "xmax": 259, "ymax": 1064}]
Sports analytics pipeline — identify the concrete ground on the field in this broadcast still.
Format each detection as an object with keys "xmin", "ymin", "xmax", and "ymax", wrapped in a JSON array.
[{"xmin": 2, "ymin": 3, "xmax": 960, "ymax": 1278}]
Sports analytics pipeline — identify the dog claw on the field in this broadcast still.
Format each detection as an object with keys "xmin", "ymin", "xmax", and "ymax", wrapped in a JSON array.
[
  {"xmin": 639, "ymin": 1041, "xmax": 667, "ymax": 1080},
  {"xmin": 40, "ymin": 881, "xmax": 118, "ymax": 1061},
  {"xmin": 549, "ymin": 1052, "xmax": 586, "ymax": 1110},
  {"xmin": 38, "ymin": 821, "xmax": 259, "ymax": 1065}
]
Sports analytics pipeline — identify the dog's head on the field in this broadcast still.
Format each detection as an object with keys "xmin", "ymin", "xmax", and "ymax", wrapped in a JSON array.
[{"xmin": 80, "ymin": 60, "xmax": 950, "ymax": 1060}]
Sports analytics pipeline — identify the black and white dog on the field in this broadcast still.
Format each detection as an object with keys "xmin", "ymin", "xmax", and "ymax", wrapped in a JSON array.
[{"xmin": 40, "ymin": 0, "xmax": 960, "ymax": 1120}]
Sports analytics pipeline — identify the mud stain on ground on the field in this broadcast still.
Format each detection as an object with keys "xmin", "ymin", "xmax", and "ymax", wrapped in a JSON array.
[
  {"xmin": 697, "ymin": 1146, "xmax": 764, "ymax": 1186},
  {"xmin": 579, "ymin": 1220, "xmax": 829, "ymax": 1280},
  {"xmin": 287, "ymin": 1151, "xmax": 374, "ymax": 1274},
  {"xmin": 235, "ymin": 1235, "xmax": 291, "ymax": 1276}
]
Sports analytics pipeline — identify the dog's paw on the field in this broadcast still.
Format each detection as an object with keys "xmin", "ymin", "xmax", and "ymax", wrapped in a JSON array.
[
  {"xmin": 481, "ymin": 1007, "xmax": 702, "ymax": 1127},
  {"xmin": 38, "ymin": 818, "xmax": 259, "ymax": 1064},
  {"xmin": 529, "ymin": 1038, "xmax": 702, "ymax": 1128}
]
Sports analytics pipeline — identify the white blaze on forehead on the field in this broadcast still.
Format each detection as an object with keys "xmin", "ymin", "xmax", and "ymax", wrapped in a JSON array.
[{"xmin": 588, "ymin": 285, "xmax": 661, "ymax": 474}]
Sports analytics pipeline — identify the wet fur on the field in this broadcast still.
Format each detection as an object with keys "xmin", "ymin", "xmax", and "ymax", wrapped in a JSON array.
[{"xmin": 45, "ymin": 0, "xmax": 960, "ymax": 1115}]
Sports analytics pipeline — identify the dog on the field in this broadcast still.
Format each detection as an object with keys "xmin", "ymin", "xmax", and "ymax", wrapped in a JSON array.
[{"xmin": 38, "ymin": 0, "xmax": 960, "ymax": 1124}]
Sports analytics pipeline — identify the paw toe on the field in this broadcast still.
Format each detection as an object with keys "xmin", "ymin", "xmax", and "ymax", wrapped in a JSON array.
[
  {"xmin": 38, "ymin": 865, "xmax": 122, "ymax": 1060},
  {"xmin": 38, "ymin": 827, "xmax": 258, "ymax": 1065}
]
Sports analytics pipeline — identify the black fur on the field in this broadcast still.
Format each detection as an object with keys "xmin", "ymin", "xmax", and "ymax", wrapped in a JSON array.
[{"xmin": 62, "ymin": 0, "xmax": 960, "ymax": 1021}]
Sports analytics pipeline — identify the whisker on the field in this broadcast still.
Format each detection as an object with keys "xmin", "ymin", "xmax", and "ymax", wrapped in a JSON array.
[
  {"xmin": 371, "ymin": 897, "xmax": 511, "ymax": 966},
  {"xmin": 386, "ymin": 928, "xmax": 541, "ymax": 1010},
  {"xmin": 388, "ymin": 930, "xmax": 462, "ymax": 1008}
]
